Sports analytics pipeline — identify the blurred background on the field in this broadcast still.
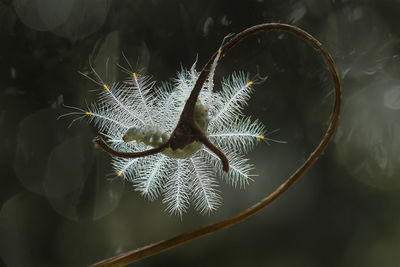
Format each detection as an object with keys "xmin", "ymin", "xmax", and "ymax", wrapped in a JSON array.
[{"xmin": 1, "ymin": 0, "xmax": 400, "ymax": 266}]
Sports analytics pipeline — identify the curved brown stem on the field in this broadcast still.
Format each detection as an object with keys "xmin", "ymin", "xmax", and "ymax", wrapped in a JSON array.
[
  {"xmin": 93, "ymin": 136, "xmax": 170, "ymax": 158},
  {"xmin": 90, "ymin": 23, "xmax": 342, "ymax": 267},
  {"xmin": 198, "ymin": 133, "xmax": 229, "ymax": 172}
]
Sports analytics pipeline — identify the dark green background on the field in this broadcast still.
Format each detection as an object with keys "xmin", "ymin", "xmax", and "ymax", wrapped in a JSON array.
[{"xmin": 1, "ymin": 0, "xmax": 400, "ymax": 266}]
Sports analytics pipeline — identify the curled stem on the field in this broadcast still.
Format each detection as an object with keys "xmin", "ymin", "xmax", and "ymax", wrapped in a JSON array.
[
  {"xmin": 90, "ymin": 23, "xmax": 342, "ymax": 267},
  {"xmin": 93, "ymin": 136, "xmax": 170, "ymax": 158}
]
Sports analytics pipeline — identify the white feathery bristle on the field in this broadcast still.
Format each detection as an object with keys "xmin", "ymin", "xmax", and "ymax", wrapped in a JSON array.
[{"xmin": 63, "ymin": 58, "xmax": 270, "ymax": 216}]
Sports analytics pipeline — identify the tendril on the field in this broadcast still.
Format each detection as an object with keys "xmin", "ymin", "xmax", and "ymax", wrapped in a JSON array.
[{"xmin": 90, "ymin": 23, "xmax": 342, "ymax": 267}]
